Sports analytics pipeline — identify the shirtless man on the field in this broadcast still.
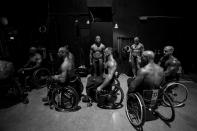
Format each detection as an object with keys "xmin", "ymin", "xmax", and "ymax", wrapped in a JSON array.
[
  {"xmin": 18, "ymin": 46, "xmax": 42, "ymax": 90},
  {"xmin": 19, "ymin": 46, "xmax": 42, "ymax": 72},
  {"xmin": 97, "ymin": 47, "xmax": 117, "ymax": 92},
  {"xmin": 42, "ymin": 45, "xmax": 75, "ymax": 102},
  {"xmin": 84, "ymin": 47, "xmax": 117, "ymax": 105},
  {"xmin": 90, "ymin": 35, "xmax": 105, "ymax": 77},
  {"xmin": 158, "ymin": 46, "xmax": 181, "ymax": 83},
  {"xmin": 127, "ymin": 50, "xmax": 164, "ymax": 94},
  {"xmin": 52, "ymin": 46, "xmax": 74, "ymax": 83},
  {"xmin": 129, "ymin": 36, "xmax": 144, "ymax": 77}
]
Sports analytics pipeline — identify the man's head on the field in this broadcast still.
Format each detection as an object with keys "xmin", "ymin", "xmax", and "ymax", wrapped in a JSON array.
[
  {"xmin": 58, "ymin": 46, "xmax": 69, "ymax": 58},
  {"xmin": 29, "ymin": 46, "xmax": 37, "ymax": 55},
  {"xmin": 104, "ymin": 47, "xmax": 113, "ymax": 57},
  {"xmin": 95, "ymin": 35, "xmax": 101, "ymax": 44},
  {"xmin": 134, "ymin": 36, "xmax": 140, "ymax": 44},
  {"xmin": 163, "ymin": 46, "xmax": 174, "ymax": 56},
  {"xmin": 141, "ymin": 50, "xmax": 155, "ymax": 66}
]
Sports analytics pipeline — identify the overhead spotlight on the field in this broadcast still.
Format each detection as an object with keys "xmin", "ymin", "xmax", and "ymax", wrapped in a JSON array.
[
  {"xmin": 114, "ymin": 23, "xmax": 118, "ymax": 29},
  {"xmin": 75, "ymin": 19, "xmax": 79, "ymax": 23},
  {"xmin": 139, "ymin": 16, "xmax": 148, "ymax": 20},
  {"xmin": 86, "ymin": 20, "xmax": 90, "ymax": 24}
]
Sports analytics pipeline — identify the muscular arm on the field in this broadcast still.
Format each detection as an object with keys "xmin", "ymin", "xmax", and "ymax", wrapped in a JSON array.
[
  {"xmin": 165, "ymin": 60, "xmax": 180, "ymax": 77},
  {"xmin": 128, "ymin": 69, "xmax": 145, "ymax": 92},
  {"xmin": 53, "ymin": 62, "xmax": 69, "ymax": 83},
  {"xmin": 97, "ymin": 60, "xmax": 117, "ymax": 91}
]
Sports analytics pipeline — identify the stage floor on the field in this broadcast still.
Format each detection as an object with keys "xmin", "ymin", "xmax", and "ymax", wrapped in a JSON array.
[{"xmin": 0, "ymin": 74, "xmax": 197, "ymax": 131}]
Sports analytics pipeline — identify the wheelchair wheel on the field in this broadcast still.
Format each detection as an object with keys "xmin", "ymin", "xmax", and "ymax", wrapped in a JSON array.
[
  {"xmin": 156, "ymin": 93, "xmax": 175, "ymax": 122},
  {"xmin": 97, "ymin": 84, "xmax": 124, "ymax": 109},
  {"xmin": 110, "ymin": 83, "xmax": 124, "ymax": 108},
  {"xmin": 33, "ymin": 68, "xmax": 51, "ymax": 88},
  {"xmin": 163, "ymin": 82, "xmax": 188, "ymax": 107},
  {"xmin": 52, "ymin": 85, "xmax": 80, "ymax": 111},
  {"xmin": 125, "ymin": 93, "xmax": 146, "ymax": 127}
]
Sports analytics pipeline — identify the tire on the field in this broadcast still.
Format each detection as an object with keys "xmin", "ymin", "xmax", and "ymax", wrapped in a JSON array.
[
  {"xmin": 125, "ymin": 93, "xmax": 146, "ymax": 127},
  {"xmin": 163, "ymin": 82, "xmax": 188, "ymax": 107},
  {"xmin": 51, "ymin": 85, "xmax": 80, "ymax": 111},
  {"xmin": 33, "ymin": 68, "xmax": 51, "ymax": 88},
  {"xmin": 157, "ymin": 93, "xmax": 175, "ymax": 122},
  {"xmin": 110, "ymin": 84, "xmax": 124, "ymax": 109},
  {"xmin": 96, "ymin": 83, "xmax": 124, "ymax": 109}
]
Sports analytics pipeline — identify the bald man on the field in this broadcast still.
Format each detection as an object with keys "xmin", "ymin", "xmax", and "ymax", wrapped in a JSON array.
[
  {"xmin": 90, "ymin": 35, "xmax": 106, "ymax": 77},
  {"xmin": 127, "ymin": 50, "xmax": 164, "ymax": 94},
  {"xmin": 85, "ymin": 47, "xmax": 117, "ymax": 103},
  {"xmin": 52, "ymin": 46, "xmax": 75, "ymax": 83},
  {"xmin": 42, "ymin": 46, "xmax": 76, "ymax": 102},
  {"xmin": 158, "ymin": 46, "xmax": 181, "ymax": 82},
  {"xmin": 97, "ymin": 47, "xmax": 117, "ymax": 92},
  {"xmin": 129, "ymin": 36, "xmax": 144, "ymax": 77}
]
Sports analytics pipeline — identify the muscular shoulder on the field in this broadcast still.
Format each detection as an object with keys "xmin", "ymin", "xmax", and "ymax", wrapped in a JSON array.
[
  {"xmin": 91, "ymin": 44, "xmax": 96, "ymax": 49},
  {"xmin": 100, "ymin": 43, "xmax": 105, "ymax": 48},
  {"xmin": 35, "ymin": 53, "xmax": 42, "ymax": 58},
  {"xmin": 139, "ymin": 43, "xmax": 144, "ymax": 47},
  {"xmin": 168, "ymin": 57, "xmax": 180, "ymax": 66}
]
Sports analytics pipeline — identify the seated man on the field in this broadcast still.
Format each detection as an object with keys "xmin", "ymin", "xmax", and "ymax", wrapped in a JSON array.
[
  {"xmin": 18, "ymin": 46, "xmax": 43, "ymax": 89},
  {"xmin": 127, "ymin": 50, "xmax": 164, "ymax": 95},
  {"xmin": 0, "ymin": 59, "xmax": 29, "ymax": 104},
  {"xmin": 21, "ymin": 46, "xmax": 42, "ymax": 71},
  {"xmin": 158, "ymin": 46, "xmax": 182, "ymax": 83},
  {"xmin": 84, "ymin": 47, "xmax": 117, "ymax": 105},
  {"xmin": 42, "ymin": 45, "xmax": 82, "ymax": 103}
]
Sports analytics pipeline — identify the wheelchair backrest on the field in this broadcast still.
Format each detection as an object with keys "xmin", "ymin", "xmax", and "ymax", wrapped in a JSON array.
[{"xmin": 143, "ymin": 89, "xmax": 159, "ymax": 106}]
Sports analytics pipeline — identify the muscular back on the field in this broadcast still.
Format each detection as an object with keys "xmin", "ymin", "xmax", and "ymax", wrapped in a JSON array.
[
  {"xmin": 58, "ymin": 54, "xmax": 75, "ymax": 83},
  {"xmin": 142, "ymin": 63, "xmax": 164, "ymax": 89},
  {"xmin": 104, "ymin": 57, "xmax": 117, "ymax": 76},
  {"xmin": 159, "ymin": 56, "xmax": 181, "ymax": 80},
  {"xmin": 129, "ymin": 63, "xmax": 164, "ymax": 92}
]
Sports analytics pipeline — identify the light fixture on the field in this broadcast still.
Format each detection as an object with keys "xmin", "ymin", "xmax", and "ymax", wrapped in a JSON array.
[
  {"xmin": 86, "ymin": 20, "xmax": 90, "ymax": 24},
  {"xmin": 75, "ymin": 19, "xmax": 79, "ymax": 23},
  {"xmin": 114, "ymin": 23, "xmax": 118, "ymax": 29}
]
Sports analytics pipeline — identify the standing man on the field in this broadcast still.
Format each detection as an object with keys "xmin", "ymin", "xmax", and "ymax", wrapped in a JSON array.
[
  {"xmin": 129, "ymin": 36, "xmax": 144, "ymax": 77},
  {"xmin": 90, "ymin": 35, "xmax": 105, "ymax": 77}
]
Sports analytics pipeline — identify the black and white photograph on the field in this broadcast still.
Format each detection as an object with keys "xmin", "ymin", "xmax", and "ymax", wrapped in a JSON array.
[{"xmin": 0, "ymin": 0, "xmax": 195, "ymax": 131}]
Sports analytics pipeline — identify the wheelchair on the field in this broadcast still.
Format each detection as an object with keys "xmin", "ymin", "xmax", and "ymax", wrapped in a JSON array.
[
  {"xmin": 18, "ymin": 67, "xmax": 51, "ymax": 90},
  {"xmin": 162, "ymin": 81, "xmax": 188, "ymax": 107},
  {"xmin": 125, "ymin": 86, "xmax": 175, "ymax": 127},
  {"xmin": 45, "ymin": 73, "xmax": 84, "ymax": 112},
  {"xmin": 87, "ymin": 72, "xmax": 124, "ymax": 109}
]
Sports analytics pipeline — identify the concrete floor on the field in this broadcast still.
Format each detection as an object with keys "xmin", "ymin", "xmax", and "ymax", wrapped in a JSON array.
[{"xmin": 0, "ymin": 74, "xmax": 197, "ymax": 131}]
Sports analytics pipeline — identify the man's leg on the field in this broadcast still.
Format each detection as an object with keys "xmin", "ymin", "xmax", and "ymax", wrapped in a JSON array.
[
  {"xmin": 98, "ymin": 58, "xmax": 104, "ymax": 77},
  {"xmin": 131, "ymin": 56, "xmax": 137, "ymax": 77}
]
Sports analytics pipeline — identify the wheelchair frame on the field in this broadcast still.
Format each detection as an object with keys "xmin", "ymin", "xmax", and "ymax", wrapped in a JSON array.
[{"xmin": 125, "ymin": 87, "xmax": 175, "ymax": 127}]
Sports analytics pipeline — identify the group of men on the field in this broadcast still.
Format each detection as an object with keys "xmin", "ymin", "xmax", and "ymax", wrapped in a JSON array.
[
  {"xmin": 127, "ymin": 37, "xmax": 182, "ymax": 93},
  {"xmin": 15, "ymin": 34, "xmax": 182, "ymax": 106}
]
